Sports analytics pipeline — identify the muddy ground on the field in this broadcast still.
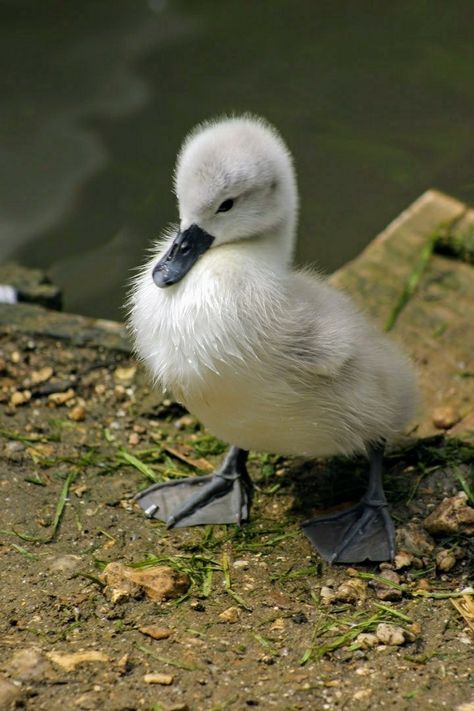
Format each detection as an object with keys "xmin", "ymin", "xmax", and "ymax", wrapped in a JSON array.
[{"xmin": 0, "ymin": 331, "xmax": 473, "ymax": 711}]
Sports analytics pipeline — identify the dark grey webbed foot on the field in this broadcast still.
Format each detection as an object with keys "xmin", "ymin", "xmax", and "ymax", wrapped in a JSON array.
[
  {"xmin": 135, "ymin": 446, "xmax": 252, "ymax": 528},
  {"xmin": 301, "ymin": 443, "xmax": 396, "ymax": 563},
  {"xmin": 301, "ymin": 498, "xmax": 395, "ymax": 563}
]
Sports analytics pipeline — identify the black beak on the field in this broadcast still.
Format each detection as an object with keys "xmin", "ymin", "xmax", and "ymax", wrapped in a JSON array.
[{"xmin": 152, "ymin": 224, "xmax": 214, "ymax": 288}]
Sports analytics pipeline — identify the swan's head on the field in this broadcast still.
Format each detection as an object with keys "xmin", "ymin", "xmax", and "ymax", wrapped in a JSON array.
[{"xmin": 153, "ymin": 115, "xmax": 298, "ymax": 288}]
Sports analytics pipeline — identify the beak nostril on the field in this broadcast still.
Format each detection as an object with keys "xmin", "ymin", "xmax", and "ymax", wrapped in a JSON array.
[{"xmin": 168, "ymin": 244, "xmax": 178, "ymax": 260}]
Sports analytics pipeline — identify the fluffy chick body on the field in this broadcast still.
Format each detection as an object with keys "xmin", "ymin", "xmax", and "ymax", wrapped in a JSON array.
[{"xmin": 130, "ymin": 116, "xmax": 415, "ymax": 458}]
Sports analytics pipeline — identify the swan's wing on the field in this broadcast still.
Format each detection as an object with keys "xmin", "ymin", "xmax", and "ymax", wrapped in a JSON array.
[{"xmin": 273, "ymin": 272, "xmax": 364, "ymax": 380}]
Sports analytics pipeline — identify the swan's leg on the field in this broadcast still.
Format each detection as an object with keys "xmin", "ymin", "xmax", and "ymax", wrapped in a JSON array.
[
  {"xmin": 135, "ymin": 446, "xmax": 253, "ymax": 528},
  {"xmin": 301, "ymin": 443, "xmax": 396, "ymax": 563}
]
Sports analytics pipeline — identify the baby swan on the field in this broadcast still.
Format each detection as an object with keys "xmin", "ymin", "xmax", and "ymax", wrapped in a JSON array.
[{"xmin": 129, "ymin": 115, "xmax": 416, "ymax": 563}]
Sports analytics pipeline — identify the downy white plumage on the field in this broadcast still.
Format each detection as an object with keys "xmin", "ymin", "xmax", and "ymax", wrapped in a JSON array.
[{"xmin": 129, "ymin": 115, "xmax": 416, "ymax": 461}]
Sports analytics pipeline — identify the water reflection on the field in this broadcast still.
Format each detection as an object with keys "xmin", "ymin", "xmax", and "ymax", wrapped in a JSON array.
[{"xmin": 2, "ymin": 0, "xmax": 474, "ymax": 318}]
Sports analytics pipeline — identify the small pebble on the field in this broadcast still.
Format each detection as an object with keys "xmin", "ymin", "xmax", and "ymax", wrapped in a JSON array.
[
  {"xmin": 143, "ymin": 672, "xmax": 174, "ymax": 685},
  {"xmin": 393, "ymin": 550, "xmax": 414, "ymax": 570},
  {"xmin": 375, "ymin": 623, "xmax": 407, "ymax": 646},
  {"xmin": 10, "ymin": 351, "xmax": 21, "ymax": 364},
  {"xmin": 10, "ymin": 390, "xmax": 31, "ymax": 407},
  {"xmin": 71, "ymin": 484, "xmax": 89, "ymax": 498},
  {"xmin": 48, "ymin": 388, "xmax": 75, "ymax": 405},
  {"xmin": 396, "ymin": 523, "xmax": 435, "ymax": 556},
  {"xmin": 128, "ymin": 432, "xmax": 140, "ymax": 446},
  {"xmin": 334, "ymin": 579, "xmax": 367, "ymax": 604},
  {"xmin": 174, "ymin": 415, "xmax": 196, "ymax": 429},
  {"xmin": 374, "ymin": 570, "xmax": 402, "ymax": 601},
  {"xmin": 139, "ymin": 626, "xmax": 172, "ymax": 640},
  {"xmin": 424, "ymin": 492, "xmax": 474, "ymax": 536},
  {"xmin": 47, "ymin": 650, "xmax": 109, "ymax": 671},
  {"xmin": 116, "ymin": 654, "xmax": 130, "ymax": 674},
  {"xmin": 432, "ymin": 405, "xmax": 460, "ymax": 430},
  {"xmin": 416, "ymin": 578, "xmax": 430, "ymax": 592},
  {"xmin": 218, "ymin": 606, "xmax": 240, "ymax": 623},
  {"xmin": 408, "ymin": 622, "xmax": 422, "ymax": 637},
  {"xmin": 68, "ymin": 404, "xmax": 86, "ymax": 422},
  {"xmin": 30, "ymin": 366, "xmax": 54, "ymax": 385},
  {"xmin": 320, "ymin": 586, "xmax": 336, "ymax": 605},
  {"xmin": 114, "ymin": 384, "xmax": 127, "ymax": 400},
  {"xmin": 100, "ymin": 562, "xmax": 189, "ymax": 603},
  {"xmin": 436, "ymin": 549, "xmax": 456, "ymax": 572},
  {"xmin": 353, "ymin": 689, "xmax": 373, "ymax": 701},
  {"xmin": 232, "ymin": 559, "xmax": 249, "ymax": 570},
  {"xmin": 114, "ymin": 365, "xmax": 136, "ymax": 384}
]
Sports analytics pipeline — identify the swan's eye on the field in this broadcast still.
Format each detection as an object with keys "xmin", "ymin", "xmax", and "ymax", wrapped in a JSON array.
[{"xmin": 216, "ymin": 198, "xmax": 234, "ymax": 213}]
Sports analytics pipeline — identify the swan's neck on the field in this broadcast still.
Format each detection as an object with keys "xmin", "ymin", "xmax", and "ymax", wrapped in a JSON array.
[
  {"xmin": 226, "ymin": 217, "xmax": 296, "ymax": 271},
  {"xmin": 261, "ymin": 218, "xmax": 296, "ymax": 265}
]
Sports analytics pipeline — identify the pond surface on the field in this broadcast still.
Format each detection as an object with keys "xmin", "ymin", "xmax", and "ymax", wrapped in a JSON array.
[{"xmin": 2, "ymin": 0, "xmax": 473, "ymax": 318}]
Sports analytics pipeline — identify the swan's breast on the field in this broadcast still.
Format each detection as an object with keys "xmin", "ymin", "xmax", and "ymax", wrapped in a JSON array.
[{"xmin": 130, "ymin": 258, "xmax": 256, "ymax": 398}]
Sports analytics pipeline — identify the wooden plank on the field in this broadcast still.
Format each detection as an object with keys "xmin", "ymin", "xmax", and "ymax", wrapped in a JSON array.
[{"xmin": 331, "ymin": 190, "xmax": 474, "ymax": 441}]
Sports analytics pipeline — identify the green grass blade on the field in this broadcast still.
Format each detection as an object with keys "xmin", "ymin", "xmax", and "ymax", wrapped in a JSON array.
[
  {"xmin": 384, "ymin": 236, "xmax": 436, "ymax": 332},
  {"xmin": 117, "ymin": 448, "xmax": 161, "ymax": 482}
]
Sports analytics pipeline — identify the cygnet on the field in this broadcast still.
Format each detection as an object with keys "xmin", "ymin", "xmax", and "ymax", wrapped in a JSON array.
[{"xmin": 129, "ymin": 115, "xmax": 416, "ymax": 563}]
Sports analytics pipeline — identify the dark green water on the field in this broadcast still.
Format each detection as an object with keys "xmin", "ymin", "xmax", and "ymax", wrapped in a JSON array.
[{"xmin": 2, "ymin": 0, "xmax": 474, "ymax": 318}]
